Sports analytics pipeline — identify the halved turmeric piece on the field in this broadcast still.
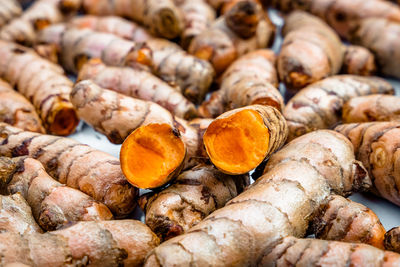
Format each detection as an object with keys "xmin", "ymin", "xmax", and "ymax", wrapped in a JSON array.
[
  {"xmin": 120, "ymin": 124, "xmax": 186, "ymax": 189},
  {"xmin": 203, "ymin": 105, "xmax": 287, "ymax": 174}
]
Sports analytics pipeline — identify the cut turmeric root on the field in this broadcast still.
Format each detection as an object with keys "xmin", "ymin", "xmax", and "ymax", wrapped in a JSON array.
[
  {"xmin": 0, "ymin": 123, "xmax": 137, "ymax": 217},
  {"xmin": 0, "ymin": 41, "xmax": 78, "ymax": 136},
  {"xmin": 0, "ymin": 156, "xmax": 113, "ymax": 231},
  {"xmin": 139, "ymin": 164, "xmax": 249, "ymax": 240},
  {"xmin": 199, "ymin": 49, "xmax": 282, "ymax": 118},
  {"xmin": 0, "ymin": 79, "xmax": 45, "ymax": 133},
  {"xmin": 385, "ymin": 227, "xmax": 400, "ymax": 254},
  {"xmin": 204, "ymin": 105, "xmax": 287, "ymax": 174},
  {"xmin": 343, "ymin": 95, "xmax": 400, "ymax": 123}
]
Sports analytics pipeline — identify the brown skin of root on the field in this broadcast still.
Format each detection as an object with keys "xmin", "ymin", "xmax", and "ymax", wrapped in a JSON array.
[
  {"xmin": 385, "ymin": 227, "xmax": 400, "ymax": 253},
  {"xmin": 120, "ymin": 123, "xmax": 186, "ymax": 189},
  {"xmin": 204, "ymin": 109, "xmax": 270, "ymax": 174},
  {"xmin": 341, "ymin": 45, "xmax": 376, "ymax": 76},
  {"xmin": 225, "ymin": 0, "xmax": 262, "ymax": 38}
]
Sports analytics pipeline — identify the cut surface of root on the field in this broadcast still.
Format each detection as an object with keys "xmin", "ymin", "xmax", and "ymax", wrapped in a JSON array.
[
  {"xmin": 120, "ymin": 124, "xmax": 185, "ymax": 189},
  {"xmin": 204, "ymin": 109, "xmax": 269, "ymax": 174},
  {"xmin": 49, "ymin": 106, "xmax": 79, "ymax": 136}
]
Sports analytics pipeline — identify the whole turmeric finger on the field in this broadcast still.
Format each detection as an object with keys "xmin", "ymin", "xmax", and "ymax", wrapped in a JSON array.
[
  {"xmin": 283, "ymin": 75, "xmax": 394, "ymax": 141},
  {"xmin": 139, "ymin": 164, "xmax": 249, "ymax": 240},
  {"xmin": 0, "ymin": 79, "xmax": 44, "ymax": 133},
  {"xmin": 204, "ymin": 105, "xmax": 288, "ymax": 174},
  {"xmin": 199, "ymin": 49, "xmax": 282, "ymax": 118},
  {"xmin": 0, "ymin": 193, "xmax": 42, "ymax": 234},
  {"xmin": 350, "ymin": 18, "xmax": 400, "ymax": 79},
  {"xmin": 37, "ymin": 24, "xmax": 152, "ymax": 74},
  {"xmin": 343, "ymin": 95, "xmax": 400, "ymax": 123},
  {"xmin": 77, "ymin": 59, "xmax": 197, "ymax": 119},
  {"xmin": 189, "ymin": 0, "xmax": 274, "ymax": 74},
  {"xmin": 82, "ymin": 0, "xmax": 184, "ymax": 39},
  {"xmin": 144, "ymin": 130, "xmax": 371, "ymax": 266},
  {"xmin": 385, "ymin": 227, "xmax": 400, "ymax": 254},
  {"xmin": 0, "ymin": 156, "xmax": 113, "ymax": 231},
  {"xmin": 265, "ymin": 0, "xmax": 400, "ymax": 39},
  {"xmin": 312, "ymin": 195, "xmax": 385, "ymax": 248},
  {"xmin": 0, "ymin": 123, "xmax": 137, "ymax": 217},
  {"xmin": 278, "ymin": 11, "xmax": 343, "ymax": 90},
  {"xmin": 341, "ymin": 45, "xmax": 376, "ymax": 76},
  {"xmin": 0, "ymin": 41, "xmax": 78, "ymax": 136},
  {"xmin": 335, "ymin": 121, "xmax": 400, "ymax": 207},
  {"xmin": 0, "ymin": 220, "xmax": 159, "ymax": 266},
  {"xmin": 0, "ymin": 0, "xmax": 22, "ymax": 28},
  {"xmin": 260, "ymin": 236, "xmax": 400, "ymax": 266}
]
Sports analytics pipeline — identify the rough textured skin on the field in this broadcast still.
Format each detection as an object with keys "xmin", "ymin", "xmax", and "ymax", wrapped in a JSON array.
[
  {"xmin": 350, "ymin": 18, "xmax": 400, "ymax": 79},
  {"xmin": 278, "ymin": 11, "xmax": 343, "ymax": 90},
  {"xmin": 312, "ymin": 195, "xmax": 385, "ymax": 248},
  {"xmin": 0, "ymin": 123, "xmax": 137, "ymax": 217},
  {"xmin": 66, "ymin": 16, "xmax": 215, "ymax": 103},
  {"xmin": 385, "ymin": 227, "xmax": 400, "ymax": 254},
  {"xmin": 0, "ymin": 193, "xmax": 42, "ymax": 234},
  {"xmin": 37, "ymin": 24, "xmax": 151, "ymax": 74},
  {"xmin": 343, "ymin": 95, "xmax": 400, "ymax": 123},
  {"xmin": 0, "ymin": 156, "xmax": 113, "ymax": 231},
  {"xmin": 82, "ymin": 0, "xmax": 184, "ymax": 39},
  {"xmin": 0, "ymin": 79, "xmax": 44, "ymax": 133},
  {"xmin": 189, "ymin": 1, "xmax": 274, "ymax": 74},
  {"xmin": 283, "ymin": 75, "xmax": 394, "ymax": 141},
  {"xmin": 0, "ymin": 0, "xmax": 80, "ymax": 46},
  {"xmin": 176, "ymin": 0, "xmax": 216, "ymax": 48},
  {"xmin": 0, "ymin": 220, "xmax": 159, "ymax": 267},
  {"xmin": 139, "ymin": 164, "xmax": 249, "ymax": 240},
  {"xmin": 71, "ymin": 80, "xmax": 175, "ymax": 144},
  {"xmin": 342, "ymin": 45, "xmax": 376, "ymax": 76},
  {"xmin": 335, "ymin": 122, "xmax": 400, "ymax": 207},
  {"xmin": 144, "ymin": 130, "xmax": 371, "ymax": 266},
  {"xmin": 199, "ymin": 49, "xmax": 282, "ymax": 118},
  {"xmin": 0, "ymin": 0, "xmax": 22, "ymax": 28},
  {"xmin": 265, "ymin": 0, "xmax": 400, "ymax": 39},
  {"xmin": 0, "ymin": 41, "xmax": 78, "ymax": 136},
  {"xmin": 260, "ymin": 236, "xmax": 400, "ymax": 267},
  {"xmin": 78, "ymin": 59, "xmax": 197, "ymax": 119},
  {"xmin": 205, "ymin": 105, "xmax": 288, "ymax": 174}
]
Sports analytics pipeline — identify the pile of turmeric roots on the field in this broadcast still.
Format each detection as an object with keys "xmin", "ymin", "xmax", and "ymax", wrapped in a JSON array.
[{"xmin": 1, "ymin": 0, "xmax": 400, "ymax": 266}]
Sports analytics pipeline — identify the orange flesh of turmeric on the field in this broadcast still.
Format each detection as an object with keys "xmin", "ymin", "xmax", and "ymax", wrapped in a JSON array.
[
  {"xmin": 204, "ymin": 109, "xmax": 269, "ymax": 174},
  {"xmin": 120, "ymin": 124, "xmax": 185, "ymax": 189}
]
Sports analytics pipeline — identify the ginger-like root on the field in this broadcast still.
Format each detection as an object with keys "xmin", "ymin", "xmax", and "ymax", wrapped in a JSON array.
[
  {"xmin": 144, "ymin": 130, "xmax": 371, "ymax": 266},
  {"xmin": 335, "ymin": 121, "xmax": 400, "ymax": 207},
  {"xmin": 350, "ymin": 18, "xmax": 400, "ymax": 79},
  {"xmin": 0, "ymin": 0, "xmax": 80, "ymax": 46},
  {"xmin": 343, "ymin": 95, "xmax": 400, "ymax": 123},
  {"xmin": 0, "ymin": 0, "xmax": 22, "ymax": 28},
  {"xmin": 278, "ymin": 11, "xmax": 343, "ymax": 90},
  {"xmin": 385, "ymin": 227, "xmax": 400, "ymax": 254},
  {"xmin": 71, "ymin": 80, "xmax": 177, "ymax": 144},
  {"xmin": 0, "ymin": 193, "xmax": 42, "ymax": 234},
  {"xmin": 139, "ymin": 164, "xmax": 249, "ymax": 240},
  {"xmin": 312, "ymin": 195, "xmax": 385, "ymax": 248},
  {"xmin": 82, "ymin": 0, "xmax": 184, "ymax": 39},
  {"xmin": 261, "ymin": 236, "xmax": 400, "ymax": 266},
  {"xmin": 0, "ymin": 41, "xmax": 78, "ymax": 136},
  {"xmin": 342, "ymin": 45, "xmax": 376, "ymax": 76},
  {"xmin": 283, "ymin": 75, "xmax": 394, "ymax": 141},
  {"xmin": 265, "ymin": 0, "xmax": 400, "ymax": 39},
  {"xmin": 199, "ymin": 49, "xmax": 282, "ymax": 118},
  {"xmin": 177, "ymin": 0, "xmax": 216, "ymax": 49},
  {"xmin": 0, "ymin": 79, "xmax": 45, "ymax": 133},
  {"xmin": 78, "ymin": 59, "xmax": 197, "ymax": 119},
  {"xmin": 0, "ymin": 123, "xmax": 137, "ymax": 217},
  {"xmin": 0, "ymin": 220, "xmax": 159, "ymax": 266},
  {"xmin": 204, "ymin": 105, "xmax": 287, "ymax": 174},
  {"xmin": 38, "ymin": 24, "xmax": 152, "ymax": 74},
  {"xmin": 189, "ymin": 0, "xmax": 274, "ymax": 74},
  {"xmin": 0, "ymin": 156, "xmax": 114, "ymax": 231}
]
